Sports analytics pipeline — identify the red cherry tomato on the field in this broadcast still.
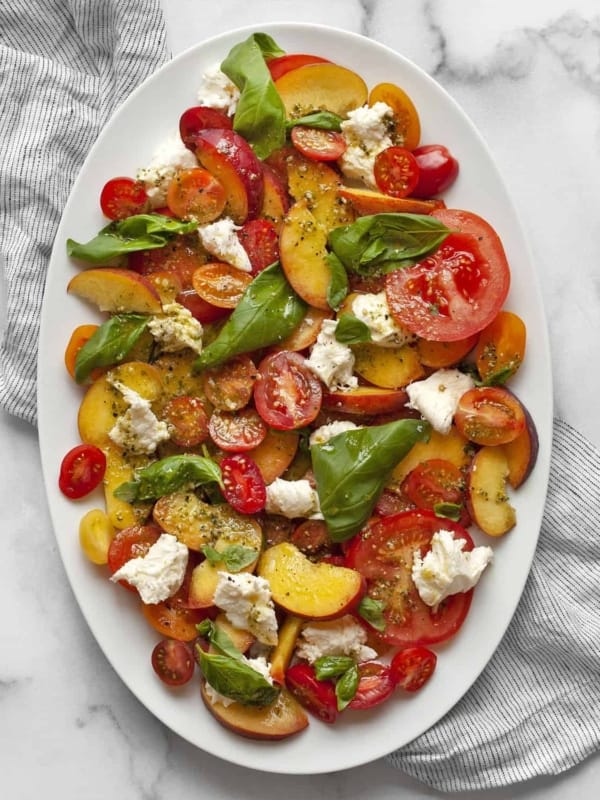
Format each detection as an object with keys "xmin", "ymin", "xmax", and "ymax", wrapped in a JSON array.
[
  {"xmin": 254, "ymin": 351, "xmax": 322, "ymax": 430},
  {"xmin": 162, "ymin": 395, "xmax": 209, "ymax": 448},
  {"xmin": 290, "ymin": 126, "xmax": 347, "ymax": 162},
  {"xmin": 237, "ymin": 219, "xmax": 280, "ymax": 275},
  {"xmin": 100, "ymin": 177, "xmax": 148, "ymax": 220},
  {"xmin": 220, "ymin": 453, "xmax": 267, "ymax": 514},
  {"xmin": 285, "ymin": 662, "xmax": 338, "ymax": 724},
  {"xmin": 179, "ymin": 105, "xmax": 232, "ymax": 151},
  {"xmin": 151, "ymin": 639, "xmax": 195, "ymax": 686},
  {"xmin": 385, "ymin": 209, "xmax": 511, "ymax": 342},
  {"xmin": 411, "ymin": 144, "xmax": 459, "ymax": 198},
  {"xmin": 403, "ymin": 458, "xmax": 466, "ymax": 511},
  {"xmin": 290, "ymin": 519, "xmax": 331, "ymax": 556},
  {"xmin": 128, "ymin": 234, "xmax": 205, "ymax": 286},
  {"xmin": 107, "ymin": 524, "xmax": 162, "ymax": 591},
  {"xmin": 345, "ymin": 510, "xmax": 474, "ymax": 647},
  {"xmin": 202, "ymin": 355, "xmax": 258, "ymax": 412},
  {"xmin": 390, "ymin": 646, "xmax": 437, "ymax": 692},
  {"xmin": 58, "ymin": 444, "xmax": 106, "ymax": 499},
  {"xmin": 454, "ymin": 386, "xmax": 526, "ymax": 446},
  {"xmin": 348, "ymin": 662, "xmax": 395, "ymax": 710},
  {"xmin": 374, "ymin": 146, "xmax": 420, "ymax": 198},
  {"xmin": 208, "ymin": 407, "xmax": 267, "ymax": 452}
]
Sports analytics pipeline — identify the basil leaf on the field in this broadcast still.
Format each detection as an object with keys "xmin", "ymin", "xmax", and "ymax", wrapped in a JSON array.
[
  {"xmin": 196, "ymin": 620, "xmax": 244, "ymax": 661},
  {"xmin": 250, "ymin": 32, "xmax": 286, "ymax": 60},
  {"xmin": 326, "ymin": 251, "xmax": 349, "ymax": 310},
  {"xmin": 67, "ymin": 214, "xmax": 198, "ymax": 265},
  {"xmin": 334, "ymin": 313, "xmax": 372, "ymax": 344},
  {"xmin": 328, "ymin": 213, "xmax": 450, "ymax": 275},
  {"xmin": 197, "ymin": 650, "xmax": 279, "ymax": 707},
  {"xmin": 201, "ymin": 544, "xmax": 259, "ymax": 573},
  {"xmin": 311, "ymin": 418, "xmax": 431, "ymax": 542},
  {"xmin": 194, "ymin": 263, "xmax": 306, "ymax": 370},
  {"xmin": 285, "ymin": 111, "xmax": 343, "ymax": 132},
  {"xmin": 433, "ymin": 501, "xmax": 463, "ymax": 522},
  {"xmin": 114, "ymin": 455, "xmax": 222, "ymax": 502},
  {"xmin": 314, "ymin": 656, "xmax": 356, "ymax": 680},
  {"xmin": 221, "ymin": 33, "xmax": 286, "ymax": 160},
  {"xmin": 74, "ymin": 314, "xmax": 149, "ymax": 383},
  {"xmin": 335, "ymin": 664, "xmax": 360, "ymax": 711},
  {"xmin": 358, "ymin": 597, "xmax": 386, "ymax": 632}
]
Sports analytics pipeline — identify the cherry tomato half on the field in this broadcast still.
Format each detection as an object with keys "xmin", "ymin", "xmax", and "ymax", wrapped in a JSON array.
[
  {"xmin": 348, "ymin": 662, "xmax": 395, "ymax": 710},
  {"xmin": 166, "ymin": 168, "xmax": 226, "ymax": 223},
  {"xmin": 411, "ymin": 144, "xmax": 459, "ymax": 198},
  {"xmin": 285, "ymin": 662, "xmax": 338, "ymax": 724},
  {"xmin": 151, "ymin": 639, "xmax": 195, "ymax": 686},
  {"xmin": 162, "ymin": 395, "xmax": 209, "ymax": 448},
  {"xmin": 369, "ymin": 82, "xmax": 421, "ymax": 151},
  {"xmin": 346, "ymin": 510, "xmax": 474, "ymax": 647},
  {"xmin": 192, "ymin": 262, "xmax": 253, "ymax": 308},
  {"xmin": 454, "ymin": 386, "xmax": 526, "ymax": 446},
  {"xmin": 107, "ymin": 524, "xmax": 162, "ymax": 591},
  {"xmin": 290, "ymin": 126, "xmax": 347, "ymax": 162},
  {"xmin": 100, "ymin": 177, "xmax": 148, "ymax": 220},
  {"xmin": 58, "ymin": 444, "xmax": 106, "ymax": 499},
  {"xmin": 202, "ymin": 355, "xmax": 258, "ymax": 412},
  {"xmin": 254, "ymin": 351, "xmax": 323, "ymax": 431},
  {"xmin": 237, "ymin": 219, "xmax": 280, "ymax": 275},
  {"xmin": 208, "ymin": 407, "xmax": 267, "ymax": 452},
  {"xmin": 64, "ymin": 324, "xmax": 99, "ymax": 381},
  {"xmin": 474, "ymin": 310, "xmax": 526, "ymax": 384},
  {"xmin": 385, "ymin": 209, "xmax": 511, "ymax": 342},
  {"xmin": 403, "ymin": 458, "xmax": 466, "ymax": 511},
  {"xmin": 128, "ymin": 234, "xmax": 206, "ymax": 286},
  {"xmin": 390, "ymin": 646, "xmax": 437, "ymax": 692},
  {"xmin": 220, "ymin": 453, "xmax": 267, "ymax": 514},
  {"xmin": 179, "ymin": 105, "xmax": 232, "ymax": 151},
  {"xmin": 374, "ymin": 146, "xmax": 420, "ymax": 198}
]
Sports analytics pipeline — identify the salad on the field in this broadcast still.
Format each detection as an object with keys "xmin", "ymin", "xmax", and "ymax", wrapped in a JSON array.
[{"xmin": 58, "ymin": 32, "xmax": 538, "ymax": 740}]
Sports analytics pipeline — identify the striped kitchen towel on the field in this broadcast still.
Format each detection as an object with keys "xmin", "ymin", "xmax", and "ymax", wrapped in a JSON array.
[
  {"xmin": 388, "ymin": 418, "xmax": 600, "ymax": 790},
  {"xmin": 0, "ymin": 0, "xmax": 169, "ymax": 425}
]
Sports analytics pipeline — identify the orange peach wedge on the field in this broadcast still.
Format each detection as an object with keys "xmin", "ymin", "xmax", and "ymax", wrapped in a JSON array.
[{"xmin": 67, "ymin": 268, "xmax": 162, "ymax": 314}]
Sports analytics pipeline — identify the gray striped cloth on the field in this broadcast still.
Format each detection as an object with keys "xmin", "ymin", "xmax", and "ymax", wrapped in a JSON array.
[
  {"xmin": 0, "ymin": 0, "xmax": 169, "ymax": 424},
  {"xmin": 2, "ymin": 4, "xmax": 599, "ymax": 791}
]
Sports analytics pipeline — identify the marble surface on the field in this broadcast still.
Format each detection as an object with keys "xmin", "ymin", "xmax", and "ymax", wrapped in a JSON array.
[{"xmin": 2, "ymin": 0, "xmax": 600, "ymax": 797}]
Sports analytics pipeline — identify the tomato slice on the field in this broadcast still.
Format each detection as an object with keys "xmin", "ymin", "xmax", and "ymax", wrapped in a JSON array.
[
  {"xmin": 348, "ymin": 662, "xmax": 395, "ymax": 710},
  {"xmin": 345, "ymin": 510, "xmax": 474, "ymax": 646},
  {"xmin": 285, "ymin": 663, "xmax": 338, "ymax": 723},
  {"xmin": 100, "ymin": 177, "xmax": 148, "ymax": 220},
  {"xmin": 107, "ymin": 524, "xmax": 162, "ymax": 591},
  {"xmin": 402, "ymin": 458, "xmax": 466, "ymax": 511},
  {"xmin": 151, "ymin": 639, "xmax": 195, "ymax": 686},
  {"xmin": 220, "ymin": 453, "xmax": 267, "ymax": 514},
  {"xmin": 254, "ymin": 351, "xmax": 322, "ymax": 431},
  {"xmin": 202, "ymin": 354, "xmax": 258, "ymax": 411},
  {"xmin": 179, "ymin": 105, "xmax": 232, "ymax": 151},
  {"xmin": 454, "ymin": 386, "xmax": 526, "ymax": 446},
  {"xmin": 166, "ymin": 168, "xmax": 226, "ymax": 223},
  {"xmin": 267, "ymin": 53, "xmax": 330, "ymax": 82},
  {"xmin": 290, "ymin": 126, "xmax": 347, "ymax": 162},
  {"xmin": 385, "ymin": 209, "xmax": 511, "ymax": 342},
  {"xmin": 208, "ymin": 407, "xmax": 267, "ymax": 452},
  {"xmin": 412, "ymin": 144, "xmax": 459, "ymax": 198},
  {"xmin": 390, "ymin": 645, "xmax": 437, "ymax": 692},
  {"xmin": 374, "ymin": 146, "xmax": 420, "ymax": 198},
  {"xmin": 162, "ymin": 395, "xmax": 209, "ymax": 448},
  {"xmin": 58, "ymin": 444, "xmax": 106, "ymax": 499},
  {"xmin": 237, "ymin": 219, "xmax": 280, "ymax": 275},
  {"xmin": 192, "ymin": 262, "xmax": 253, "ymax": 308}
]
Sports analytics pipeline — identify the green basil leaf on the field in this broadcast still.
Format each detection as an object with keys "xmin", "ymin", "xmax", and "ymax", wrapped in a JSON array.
[
  {"xmin": 221, "ymin": 33, "xmax": 286, "ymax": 160},
  {"xmin": 433, "ymin": 501, "xmax": 463, "ymax": 522},
  {"xmin": 311, "ymin": 418, "xmax": 431, "ymax": 541},
  {"xmin": 73, "ymin": 314, "xmax": 149, "ymax": 383},
  {"xmin": 194, "ymin": 262, "xmax": 306, "ymax": 370},
  {"xmin": 114, "ymin": 455, "xmax": 222, "ymax": 502},
  {"xmin": 201, "ymin": 544, "xmax": 259, "ymax": 573},
  {"xmin": 334, "ymin": 313, "xmax": 372, "ymax": 344},
  {"xmin": 328, "ymin": 213, "xmax": 450, "ymax": 275},
  {"xmin": 358, "ymin": 597, "xmax": 386, "ymax": 632},
  {"xmin": 196, "ymin": 620, "xmax": 244, "ymax": 661},
  {"xmin": 314, "ymin": 656, "xmax": 356, "ymax": 680},
  {"xmin": 326, "ymin": 251, "xmax": 349, "ymax": 310},
  {"xmin": 285, "ymin": 111, "xmax": 343, "ymax": 132},
  {"xmin": 335, "ymin": 664, "xmax": 360, "ymax": 711},
  {"xmin": 197, "ymin": 650, "xmax": 279, "ymax": 707},
  {"xmin": 67, "ymin": 214, "xmax": 198, "ymax": 264}
]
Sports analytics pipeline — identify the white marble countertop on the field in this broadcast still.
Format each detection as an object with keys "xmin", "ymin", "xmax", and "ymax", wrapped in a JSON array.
[{"xmin": 2, "ymin": 0, "xmax": 600, "ymax": 797}]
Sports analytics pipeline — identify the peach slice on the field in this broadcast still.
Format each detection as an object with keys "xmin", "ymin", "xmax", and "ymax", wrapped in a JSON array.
[
  {"xmin": 279, "ymin": 200, "xmax": 331, "ymax": 309},
  {"xmin": 269, "ymin": 615, "xmax": 304, "ymax": 685},
  {"xmin": 502, "ymin": 405, "xmax": 539, "ymax": 489},
  {"xmin": 200, "ymin": 682, "xmax": 308, "ymax": 740},
  {"xmin": 467, "ymin": 446, "xmax": 516, "ymax": 537},
  {"xmin": 272, "ymin": 307, "xmax": 333, "ymax": 353},
  {"xmin": 285, "ymin": 152, "xmax": 354, "ymax": 230},
  {"xmin": 392, "ymin": 427, "xmax": 473, "ymax": 483},
  {"xmin": 338, "ymin": 186, "xmax": 444, "ymax": 216},
  {"xmin": 210, "ymin": 613, "xmax": 254, "ymax": 654},
  {"xmin": 248, "ymin": 429, "xmax": 299, "ymax": 485},
  {"xmin": 258, "ymin": 542, "xmax": 363, "ymax": 619},
  {"xmin": 352, "ymin": 342, "xmax": 425, "ymax": 389},
  {"xmin": 194, "ymin": 128, "xmax": 264, "ymax": 223},
  {"xmin": 322, "ymin": 386, "xmax": 409, "ymax": 416},
  {"xmin": 259, "ymin": 163, "xmax": 290, "ymax": 230},
  {"xmin": 275, "ymin": 63, "xmax": 368, "ymax": 119},
  {"xmin": 67, "ymin": 268, "xmax": 163, "ymax": 314},
  {"xmin": 100, "ymin": 443, "xmax": 152, "ymax": 530}
]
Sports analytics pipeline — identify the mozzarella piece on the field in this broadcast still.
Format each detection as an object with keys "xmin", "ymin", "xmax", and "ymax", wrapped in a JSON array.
[
  {"xmin": 351, "ymin": 291, "xmax": 416, "ymax": 348},
  {"xmin": 147, "ymin": 302, "xmax": 203, "ymax": 354},
  {"xmin": 136, "ymin": 131, "xmax": 198, "ymax": 207},
  {"xmin": 339, "ymin": 102, "xmax": 395, "ymax": 188},
  {"xmin": 264, "ymin": 478, "xmax": 323, "ymax": 520},
  {"xmin": 412, "ymin": 530, "xmax": 494, "ymax": 609},
  {"xmin": 296, "ymin": 615, "xmax": 378, "ymax": 664},
  {"xmin": 213, "ymin": 572, "xmax": 278, "ymax": 646},
  {"xmin": 110, "ymin": 533, "xmax": 188, "ymax": 604},
  {"xmin": 405, "ymin": 368, "xmax": 475, "ymax": 434},
  {"xmin": 197, "ymin": 217, "xmax": 252, "ymax": 272},
  {"xmin": 305, "ymin": 319, "xmax": 358, "ymax": 392},
  {"xmin": 309, "ymin": 420, "xmax": 360, "ymax": 447},
  {"xmin": 197, "ymin": 63, "xmax": 240, "ymax": 116},
  {"xmin": 108, "ymin": 379, "xmax": 170, "ymax": 454}
]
